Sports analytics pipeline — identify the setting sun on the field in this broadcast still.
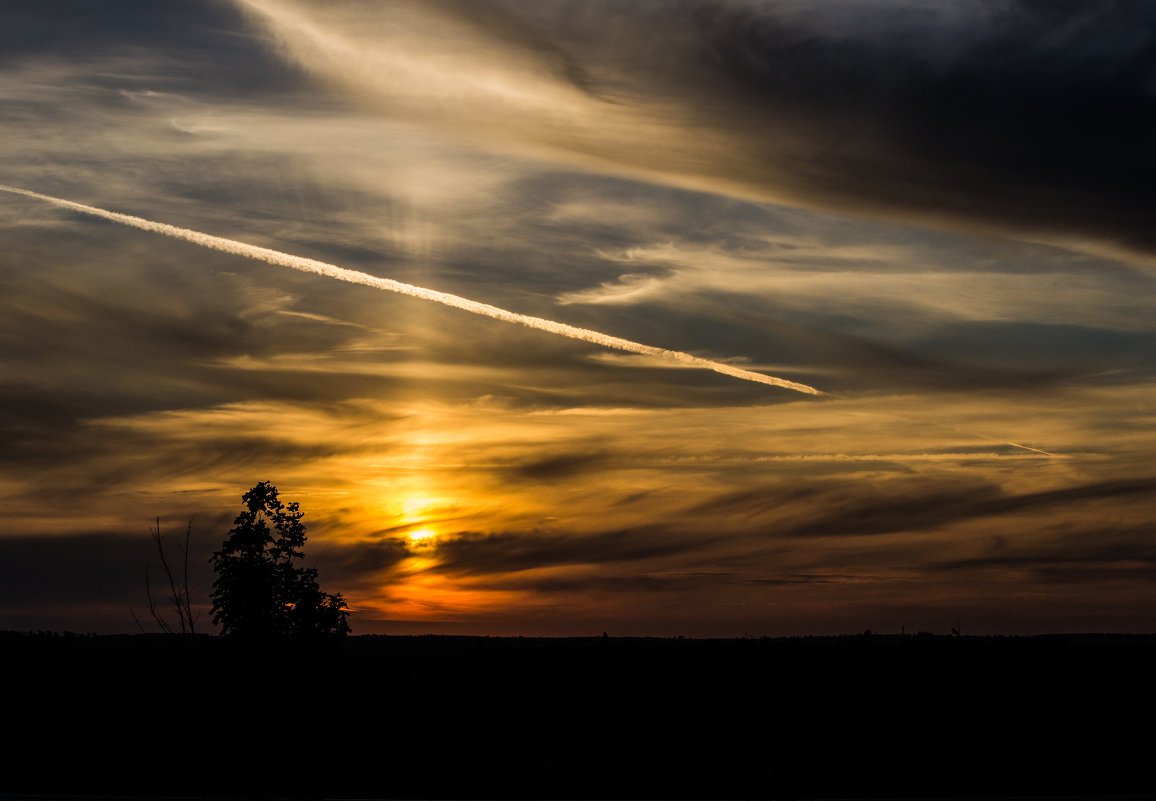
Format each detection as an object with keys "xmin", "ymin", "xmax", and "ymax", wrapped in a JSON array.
[{"xmin": 406, "ymin": 527, "xmax": 438, "ymax": 543}]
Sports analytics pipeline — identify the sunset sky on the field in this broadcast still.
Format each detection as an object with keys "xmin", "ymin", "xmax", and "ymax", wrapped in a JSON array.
[{"xmin": 2, "ymin": 0, "xmax": 1154, "ymax": 636}]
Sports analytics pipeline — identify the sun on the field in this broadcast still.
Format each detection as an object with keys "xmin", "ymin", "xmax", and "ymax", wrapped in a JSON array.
[
  {"xmin": 397, "ymin": 495, "xmax": 445, "ymax": 546},
  {"xmin": 407, "ymin": 527, "xmax": 438, "ymax": 543}
]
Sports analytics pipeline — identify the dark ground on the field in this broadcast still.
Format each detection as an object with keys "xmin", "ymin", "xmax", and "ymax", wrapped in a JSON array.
[{"xmin": 4, "ymin": 631, "xmax": 1154, "ymax": 799}]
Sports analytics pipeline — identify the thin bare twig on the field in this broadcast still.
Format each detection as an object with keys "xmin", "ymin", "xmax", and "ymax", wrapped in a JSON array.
[
  {"xmin": 129, "ymin": 605, "xmax": 148, "ymax": 635},
  {"xmin": 143, "ymin": 518, "xmax": 198, "ymax": 635},
  {"xmin": 145, "ymin": 561, "xmax": 174, "ymax": 634},
  {"xmin": 180, "ymin": 520, "xmax": 199, "ymax": 634}
]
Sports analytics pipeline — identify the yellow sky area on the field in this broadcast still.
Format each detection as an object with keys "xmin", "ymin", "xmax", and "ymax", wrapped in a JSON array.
[
  {"xmin": 24, "ymin": 379, "xmax": 1150, "ymax": 630},
  {"xmin": 293, "ymin": 387, "xmax": 1151, "ymax": 628},
  {"xmin": 63, "ymin": 382, "xmax": 1153, "ymax": 527}
]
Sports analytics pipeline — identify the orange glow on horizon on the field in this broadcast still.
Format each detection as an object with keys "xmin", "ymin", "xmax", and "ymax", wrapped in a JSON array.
[{"xmin": 361, "ymin": 553, "xmax": 527, "ymax": 622}]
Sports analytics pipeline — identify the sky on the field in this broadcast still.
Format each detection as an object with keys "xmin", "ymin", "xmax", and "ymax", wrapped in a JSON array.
[{"xmin": 1, "ymin": 0, "xmax": 1154, "ymax": 637}]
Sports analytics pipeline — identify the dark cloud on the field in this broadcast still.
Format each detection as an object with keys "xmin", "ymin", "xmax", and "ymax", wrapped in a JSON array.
[
  {"xmin": 693, "ymin": 476, "xmax": 1156, "ymax": 538},
  {"xmin": 0, "ymin": 0, "xmax": 300, "ymax": 97},
  {"xmin": 927, "ymin": 524, "xmax": 1156, "ymax": 585},
  {"xmin": 908, "ymin": 322, "xmax": 1156, "ymax": 383},
  {"xmin": 748, "ymin": 573, "xmax": 869, "ymax": 586},
  {"xmin": 0, "ymin": 530, "xmax": 215, "ymax": 624},
  {"xmin": 468, "ymin": 571, "xmax": 734, "ymax": 595},
  {"xmin": 606, "ymin": 292, "xmax": 1116, "ymax": 394},
  {"xmin": 311, "ymin": 538, "xmax": 412, "ymax": 584},
  {"xmin": 478, "ymin": 569, "xmax": 874, "ymax": 595},
  {"xmin": 434, "ymin": 527, "xmax": 720, "ymax": 578},
  {"xmin": 676, "ymin": 1, "xmax": 1156, "ymax": 252},
  {"xmin": 423, "ymin": 0, "xmax": 1156, "ymax": 254},
  {"xmin": 11, "ymin": 0, "xmax": 1156, "ymax": 256},
  {"xmin": 504, "ymin": 449, "xmax": 612, "ymax": 482}
]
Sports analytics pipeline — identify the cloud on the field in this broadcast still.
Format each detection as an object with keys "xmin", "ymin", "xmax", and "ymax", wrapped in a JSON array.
[
  {"xmin": 504, "ymin": 449, "xmax": 613, "ymax": 482},
  {"xmin": 691, "ymin": 476, "xmax": 1156, "ymax": 539},
  {"xmin": 927, "ymin": 524, "xmax": 1156, "ymax": 586},
  {"xmin": 432, "ymin": 527, "xmax": 721, "ymax": 578},
  {"xmin": 310, "ymin": 537, "xmax": 412, "ymax": 587},
  {"xmin": 1, "ymin": 184, "xmax": 825, "ymax": 395},
  {"xmin": 0, "ymin": 527, "xmax": 221, "ymax": 633},
  {"xmin": 567, "ymin": 244, "xmax": 1156, "ymax": 332},
  {"xmin": 233, "ymin": 0, "xmax": 1156, "ymax": 259}
]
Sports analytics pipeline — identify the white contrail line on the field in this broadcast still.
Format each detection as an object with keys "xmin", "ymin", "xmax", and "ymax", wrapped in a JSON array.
[
  {"xmin": 993, "ymin": 439, "xmax": 1056, "ymax": 457},
  {"xmin": 924, "ymin": 420, "xmax": 1060, "ymax": 458},
  {"xmin": 0, "ymin": 184, "xmax": 825, "ymax": 396}
]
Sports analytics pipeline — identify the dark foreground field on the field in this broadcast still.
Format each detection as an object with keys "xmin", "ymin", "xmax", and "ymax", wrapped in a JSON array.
[{"xmin": 5, "ymin": 631, "xmax": 1154, "ymax": 799}]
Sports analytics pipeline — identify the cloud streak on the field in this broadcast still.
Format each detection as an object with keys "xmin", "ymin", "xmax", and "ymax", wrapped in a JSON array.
[
  {"xmin": 0, "ymin": 185, "xmax": 824, "ymax": 396},
  {"xmin": 235, "ymin": 0, "xmax": 1156, "ymax": 260}
]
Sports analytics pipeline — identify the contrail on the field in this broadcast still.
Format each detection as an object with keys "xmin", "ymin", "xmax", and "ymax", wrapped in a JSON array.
[
  {"xmin": 0, "ymin": 184, "xmax": 824, "ymax": 395},
  {"xmin": 1002, "ymin": 441, "xmax": 1056, "ymax": 457}
]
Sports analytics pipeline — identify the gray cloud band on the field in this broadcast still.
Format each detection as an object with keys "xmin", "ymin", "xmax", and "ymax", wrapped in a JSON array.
[{"xmin": 236, "ymin": 0, "xmax": 1156, "ymax": 259}]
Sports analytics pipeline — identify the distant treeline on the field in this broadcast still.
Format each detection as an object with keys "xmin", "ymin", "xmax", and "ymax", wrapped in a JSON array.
[{"xmin": 6, "ymin": 631, "xmax": 1155, "ymax": 799}]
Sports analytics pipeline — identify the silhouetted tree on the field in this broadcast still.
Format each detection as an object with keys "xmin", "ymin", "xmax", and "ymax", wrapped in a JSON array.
[{"xmin": 210, "ymin": 482, "xmax": 350, "ymax": 639}]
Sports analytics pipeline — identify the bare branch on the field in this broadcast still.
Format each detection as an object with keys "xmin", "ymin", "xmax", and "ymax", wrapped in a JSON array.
[
  {"xmin": 145, "ymin": 562, "xmax": 174, "ymax": 634},
  {"xmin": 129, "ymin": 605, "xmax": 148, "ymax": 635},
  {"xmin": 142, "ymin": 518, "xmax": 199, "ymax": 635},
  {"xmin": 181, "ymin": 520, "xmax": 198, "ymax": 634}
]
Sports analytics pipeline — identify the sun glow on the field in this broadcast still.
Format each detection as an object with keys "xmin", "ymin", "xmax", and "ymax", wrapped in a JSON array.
[
  {"xmin": 407, "ymin": 527, "xmax": 438, "ymax": 543},
  {"xmin": 397, "ymin": 494, "xmax": 447, "ymax": 545}
]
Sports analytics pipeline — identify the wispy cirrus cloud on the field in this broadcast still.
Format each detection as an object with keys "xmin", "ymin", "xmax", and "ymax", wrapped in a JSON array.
[
  {"xmin": 1, "ymin": 184, "xmax": 824, "ymax": 395},
  {"xmin": 235, "ymin": 0, "xmax": 1156, "ymax": 260},
  {"xmin": 2, "ymin": 0, "xmax": 1154, "ymax": 636}
]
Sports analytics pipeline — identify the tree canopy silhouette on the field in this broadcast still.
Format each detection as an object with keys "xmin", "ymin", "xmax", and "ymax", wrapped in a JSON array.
[{"xmin": 211, "ymin": 482, "xmax": 350, "ymax": 639}]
